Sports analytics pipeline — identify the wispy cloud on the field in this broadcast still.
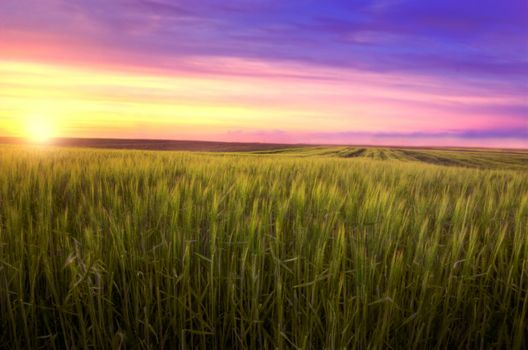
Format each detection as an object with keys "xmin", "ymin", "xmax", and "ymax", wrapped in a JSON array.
[
  {"xmin": 0, "ymin": 0, "xmax": 526, "ymax": 147},
  {"xmin": 223, "ymin": 127, "xmax": 528, "ymax": 148}
]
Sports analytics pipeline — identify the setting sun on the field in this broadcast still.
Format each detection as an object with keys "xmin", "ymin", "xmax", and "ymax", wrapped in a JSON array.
[{"xmin": 26, "ymin": 117, "xmax": 55, "ymax": 144}]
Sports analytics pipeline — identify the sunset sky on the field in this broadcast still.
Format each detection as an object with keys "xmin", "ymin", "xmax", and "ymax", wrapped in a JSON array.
[{"xmin": 1, "ymin": 0, "xmax": 527, "ymax": 147}]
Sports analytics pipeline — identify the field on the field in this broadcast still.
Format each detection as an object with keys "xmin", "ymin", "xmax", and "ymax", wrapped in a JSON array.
[{"xmin": 1, "ymin": 144, "xmax": 527, "ymax": 349}]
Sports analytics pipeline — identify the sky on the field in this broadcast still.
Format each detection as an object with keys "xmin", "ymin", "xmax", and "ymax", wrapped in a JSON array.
[{"xmin": 0, "ymin": 0, "xmax": 527, "ymax": 148}]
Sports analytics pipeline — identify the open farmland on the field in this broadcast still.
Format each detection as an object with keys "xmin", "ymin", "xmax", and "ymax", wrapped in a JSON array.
[
  {"xmin": 250, "ymin": 146, "xmax": 528, "ymax": 170},
  {"xmin": 0, "ymin": 145, "xmax": 527, "ymax": 349}
]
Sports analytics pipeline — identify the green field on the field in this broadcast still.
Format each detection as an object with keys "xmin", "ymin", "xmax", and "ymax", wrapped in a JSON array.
[{"xmin": 1, "ymin": 145, "xmax": 527, "ymax": 349}]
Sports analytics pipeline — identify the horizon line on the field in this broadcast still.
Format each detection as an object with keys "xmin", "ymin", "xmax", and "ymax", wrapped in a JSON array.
[{"xmin": 1, "ymin": 135, "xmax": 526, "ymax": 152}]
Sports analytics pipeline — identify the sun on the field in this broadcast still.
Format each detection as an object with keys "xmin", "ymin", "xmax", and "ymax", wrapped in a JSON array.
[{"xmin": 26, "ymin": 117, "xmax": 56, "ymax": 144}]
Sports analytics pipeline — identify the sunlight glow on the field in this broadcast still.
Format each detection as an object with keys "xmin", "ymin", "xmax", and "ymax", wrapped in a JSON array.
[
  {"xmin": 26, "ymin": 116, "xmax": 55, "ymax": 144},
  {"xmin": 0, "ymin": 59, "xmax": 525, "ymax": 148}
]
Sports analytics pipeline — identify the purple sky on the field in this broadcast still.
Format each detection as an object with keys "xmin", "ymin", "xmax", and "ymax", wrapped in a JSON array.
[{"xmin": 1, "ymin": 0, "xmax": 527, "ymax": 147}]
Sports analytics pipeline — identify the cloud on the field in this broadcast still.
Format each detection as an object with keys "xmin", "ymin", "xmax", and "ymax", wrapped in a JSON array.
[
  {"xmin": 1, "ymin": 0, "xmax": 526, "ymax": 147},
  {"xmin": 223, "ymin": 127, "xmax": 528, "ymax": 148},
  {"xmin": 2, "ymin": 0, "xmax": 526, "ymax": 79},
  {"xmin": 319, "ymin": 128, "xmax": 528, "ymax": 140}
]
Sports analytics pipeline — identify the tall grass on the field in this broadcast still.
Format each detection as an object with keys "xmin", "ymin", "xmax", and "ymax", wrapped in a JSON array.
[{"xmin": 1, "ymin": 146, "xmax": 527, "ymax": 349}]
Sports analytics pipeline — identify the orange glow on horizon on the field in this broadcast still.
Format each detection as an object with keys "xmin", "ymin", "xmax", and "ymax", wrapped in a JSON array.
[{"xmin": 0, "ymin": 57, "xmax": 526, "ymax": 148}]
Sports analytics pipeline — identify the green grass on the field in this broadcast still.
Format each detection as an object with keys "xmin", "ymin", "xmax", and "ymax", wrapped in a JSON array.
[
  {"xmin": 1, "ymin": 145, "xmax": 527, "ymax": 349},
  {"xmin": 251, "ymin": 146, "xmax": 528, "ymax": 170}
]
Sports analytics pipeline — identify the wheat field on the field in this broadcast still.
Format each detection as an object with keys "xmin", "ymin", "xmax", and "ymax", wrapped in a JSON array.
[{"xmin": 1, "ymin": 145, "xmax": 527, "ymax": 349}]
